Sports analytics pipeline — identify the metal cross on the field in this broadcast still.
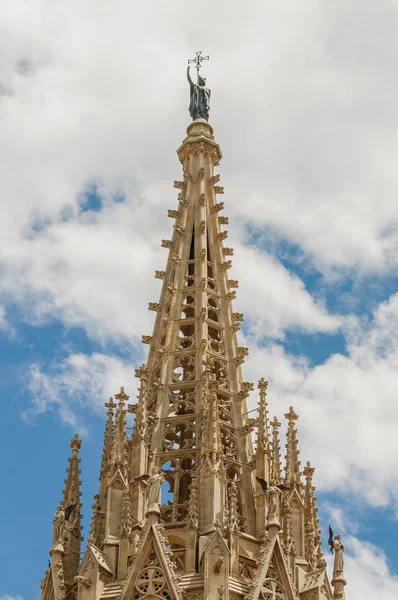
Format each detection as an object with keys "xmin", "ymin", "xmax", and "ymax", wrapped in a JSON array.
[{"xmin": 188, "ymin": 51, "xmax": 209, "ymax": 81}]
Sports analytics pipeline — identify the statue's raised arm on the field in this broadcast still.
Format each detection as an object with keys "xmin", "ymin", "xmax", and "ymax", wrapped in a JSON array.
[{"xmin": 187, "ymin": 65, "xmax": 195, "ymax": 88}]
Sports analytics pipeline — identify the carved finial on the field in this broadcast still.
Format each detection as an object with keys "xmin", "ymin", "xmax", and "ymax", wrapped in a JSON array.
[
  {"xmin": 258, "ymin": 378, "xmax": 268, "ymax": 391},
  {"xmin": 105, "ymin": 397, "xmax": 116, "ymax": 413},
  {"xmin": 135, "ymin": 364, "xmax": 149, "ymax": 381},
  {"xmin": 70, "ymin": 433, "xmax": 82, "ymax": 452}
]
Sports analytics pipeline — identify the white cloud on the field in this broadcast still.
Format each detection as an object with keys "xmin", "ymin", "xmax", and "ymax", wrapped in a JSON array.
[
  {"xmin": 340, "ymin": 536, "xmax": 398, "ymax": 600},
  {"xmin": 233, "ymin": 242, "xmax": 341, "ymax": 339},
  {"xmin": 0, "ymin": 595, "xmax": 24, "ymax": 600},
  {"xmin": 24, "ymin": 352, "xmax": 138, "ymax": 433},
  {"xmin": 1, "ymin": 1, "xmax": 398, "ymax": 350},
  {"xmin": 244, "ymin": 292, "xmax": 398, "ymax": 508},
  {"xmin": 2, "ymin": 0, "xmax": 398, "ymax": 591}
]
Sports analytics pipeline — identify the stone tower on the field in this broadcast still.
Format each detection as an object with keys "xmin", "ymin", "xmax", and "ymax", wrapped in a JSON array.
[{"xmin": 40, "ymin": 87, "xmax": 347, "ymax": 600}]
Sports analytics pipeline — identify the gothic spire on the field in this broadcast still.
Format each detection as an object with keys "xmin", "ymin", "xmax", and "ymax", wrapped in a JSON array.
[
  {"xmin": 284, "ymin": 406, "xmax": 301, "ymax": 489},
  {"xmin": 102, "ymin": 397, "xmax": 116, "ymax": 472},
  {"xmin": 88, "ymin": 397, "xmax": 116, "ymax": 548},
  {"xmin": 40, "ymin": 79, "xmax": 341, "ymax": 599},
  {"xmin": 61, "ymin": 434, "xmax": 83, "ymax": 585}
]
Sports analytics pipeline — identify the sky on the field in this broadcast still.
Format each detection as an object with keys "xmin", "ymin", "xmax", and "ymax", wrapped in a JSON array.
[{"xmin": 1, "ymin": 0, "xmax": 398, "ymax": 597}]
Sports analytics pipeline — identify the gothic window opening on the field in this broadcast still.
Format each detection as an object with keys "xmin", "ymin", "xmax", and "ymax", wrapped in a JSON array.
[
  {"xmin": 206, "ymin": 234, "xmax": 212, "ymax": 263},
  {"xmin": 207, "ymin": 296, "xmax": 220, "ymax": 323},
  {"xmin": 185, "ymin": 260, "xmax": 195, "ymax": 287},
  {"xmin": 206, "ymin": 260, "xmax": 218, "ymax": 291},
  {"xmin": 221, "ymin": 425, "xmax": 238, "ymax": 459},
  {"xmin": 167, "ymin": 388, "xmax": 196, "ymax": 416},
  {"xmin": 181, "ymin": 294, "xmax": 196, "ymax": 319},
  {"xmin": 189, "ymin": 227, "xmax": 195, "ymax": 260},
  {"xmin": 176, "ymin": 330, "xmax": 195, "ymax": 350},
  {"xmin": 161, "ymin": 459, "xmax": 176, "ymax": 504},
  {"xmin": 210, "ymin": 357, "xmax": 228, "ymax": 388},
  {"xmin": 163, "ymin": 420, "xmax": 196, "ymax": 451},
  {"xmin": 172, "ymin": 354, "xmax": 196, "ymax": 382},
  {"xmin": 208, "ymin": 326, "xmax": 224, "ymax": 354},
  {"xmin": 160, "ymin": 455, "xmax": 195, "ymax": 524},
  {"xmin": 217, "ymin": 394, "xmax": 232, "ymax": 423}
]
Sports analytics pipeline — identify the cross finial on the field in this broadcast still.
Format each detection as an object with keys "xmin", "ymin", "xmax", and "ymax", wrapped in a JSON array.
[{"xmin": 188, "ymin": 51, "xmax": 209, "ymax": 81}]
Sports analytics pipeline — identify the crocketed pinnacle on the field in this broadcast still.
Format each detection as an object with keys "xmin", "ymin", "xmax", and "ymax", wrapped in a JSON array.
[
  {"xmin": 111, "ymin": 387, "xmax": 129, "ymax": 473},
  {"xmin": 61, "ymin": 434, "xmax": 83, "ymax": 585},
  {"xmin": 270, "ymin": 416, "xmax": 282, "ymax": 485},
  {"xmin": 102, "ymin": 397, "xmax": 116, "ymax": 473},
  {"xmin": 62, "ymin": 433, "xmax": 82, "ymax": 509},
  {"xmin": 284, "ymin": 406, "xmax": 301, "ymax": 488},
  {"xmin": 255, "ymin": 378, "xmax": 270, "ymax": 483},
  {"xmin": 303, "ymin": 461, "xmax": 324, "ymax": 569},
  {"xmin": 88, "ymin": 397, "xmax": 116, "ymax": 547}
]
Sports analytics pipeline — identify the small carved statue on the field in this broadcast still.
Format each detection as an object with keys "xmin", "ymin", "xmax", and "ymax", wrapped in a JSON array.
[
  {"xmin": 267, "ymin": 486, "xmax": 280, "ymax": 519},
  {"xmin": 333, "ymin": 534, "xmax": 345, "ymax": 577},
  {"xmin": 187, "ymin": 66, "xmax": 211, "ymax": 121},
  {"xmin": 147, "ymin": 466, "xmax": 165, "ymax": 508},
  {"xmin": 52, "ymin": 505, "xmax": 65, "ymax": 546},
  {"xmin": 213, "ymin": 556, "xmax": 224, "ymax": 573}
]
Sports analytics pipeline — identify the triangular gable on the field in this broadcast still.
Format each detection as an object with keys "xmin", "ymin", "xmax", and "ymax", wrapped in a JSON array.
[
  {"xmin": 77, "ymin": 543, "xmax": 113, "ymax": 580},
  {"xmin": 286, "ymin": 485, "xmax": 304, "ymax": 507},
  {"xmin": 300, "ymin": 566, "xmax": 333, "ymax": 598},
  {"xmin": 89, "ymin": 544, "xmax": 113, "ymax": 574},
  {"xmin": 199, "ymin": 528, "xmax": 230, "ymax": 565},
  {"xmin": 250, "ymin": 536, "xmax": 296, "ymax": 600},
  {"xmin": 300, "ymin": 567, "xmax": 325, "ymax": 593},
  {"xmin": 107, "ymin": 467, "xmax": 128, "ymax": 489},
  {"xmin": 120, "ymin": 524, "xmax": 181, "ymax": 600}
]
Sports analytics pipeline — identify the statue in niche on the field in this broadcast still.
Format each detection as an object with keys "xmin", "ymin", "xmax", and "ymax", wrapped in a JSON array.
[
  {"xmin": 187, "ymin": 65, "xmax": 211, "ymax": 121},
  {"xmin": 266, "ymin": 485, "xmax": 281, "ymax": 529},
  {"xmin": 332, "ymin": 534, "xmax": 345, "ymax": 577},
  {"xmin": 52, "ymin": 505, "xmax": 65, "ymax": 546},
  {"xmin": 147, "ymin": 466, "xmax": 165, "ymax": 508}
]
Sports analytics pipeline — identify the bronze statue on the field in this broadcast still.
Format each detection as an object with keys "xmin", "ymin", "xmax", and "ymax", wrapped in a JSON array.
[{"xmin": 187, "ymin": 51, "xmax": 211, "ymax": 121}]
